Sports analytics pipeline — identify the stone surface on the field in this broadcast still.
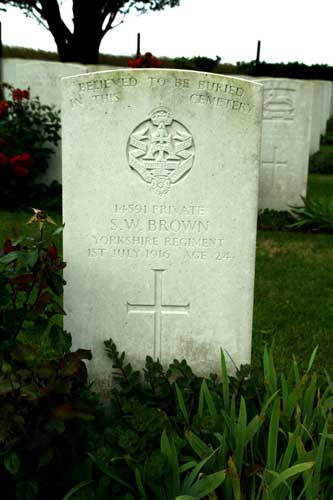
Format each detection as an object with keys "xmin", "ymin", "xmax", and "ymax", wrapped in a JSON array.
[
  {"xmin": 318, "ymin": 80, "xmax": 331, "ymax": 135},
  {"xmin": 310, "ymin": 81, "xmax": 323, "ymax": 155},
  {"xmin": 256, "ymin": 78, "xmax": 313, "ymax": 211},
  {"xmin": 62, "ymin": 69, "xmax": 263, "ymax": 387},
  {"xmin": 3, "ymin": 59, "xmax": 87, "ymax": 183}
]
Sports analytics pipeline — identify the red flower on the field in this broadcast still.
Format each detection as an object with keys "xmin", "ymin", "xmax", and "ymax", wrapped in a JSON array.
[
  {"xmin": 18, "ymin": 152, "xmax": 35, "ymax": 168},
  {"xmin": 128, "ymin": 58, "xmax": 134, "ymax": 67},
  {"xmin": 10, "ymin": 153, "xmax": 35, "ymax": 169},
  {"xmin": 47, "ymin": 244, "xmax": 58, "ymax": 261},
  {"xmin": 0, "ymin": 100, "xmax": 10, "ymax": 118},
  {"xmin": 0, "ymin": 137, "xmax": 4, "ymax": 149},
  {"xmin": 0, "ymin": 152, "xmax": 8, "ymax": 166},
  {"xmin": 135, "ymin": 57, "xmax": 142, "ymax": 67},
  {"xmin": 12, "ymin": 88, "xmax": 30, "ymax": 101},
  {"xmin": 14, "ymin": 165, "xmax": 29, "ymax": 177}
]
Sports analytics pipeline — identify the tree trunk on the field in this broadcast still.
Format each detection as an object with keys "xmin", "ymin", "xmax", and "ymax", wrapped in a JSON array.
[
  {"xmin": 56, "ymin": 35, "xmax": 102, "ymax": 65},
  {"xmin": 41, "ymin": 0, "xmax": 105, "ymax": 64}
]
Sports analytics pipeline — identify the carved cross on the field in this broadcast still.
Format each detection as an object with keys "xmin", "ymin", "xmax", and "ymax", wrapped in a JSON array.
[
  {"xmin": 127, "ymin": 269, "xmax": 190, "ymax": 360},
  {"xmin": 261, "ymin": 146, "xmax": 288, "ymax": 187}
]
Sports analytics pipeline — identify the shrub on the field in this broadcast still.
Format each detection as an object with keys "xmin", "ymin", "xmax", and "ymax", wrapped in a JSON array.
[
  {"xmin": 257, "ymin": 209, "xmax": 294, "ymax": 231},
  {"xmin": 65, "ymin": 341, "xmax": 333, "ymax": 499},
  {"xmin": 0, "ymin": 83, "xmax": 61, "ymax": 209},
  {"xmin": 288, "ymin": 196, "xmax": 333, "ymax": 232},
  {"xmin": 0, "ymin": 209, "xmax": 99, "ymax": 500}
]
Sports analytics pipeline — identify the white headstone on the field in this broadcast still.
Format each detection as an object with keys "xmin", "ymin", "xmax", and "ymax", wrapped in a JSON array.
[
  {"xmin": 257, "ymin": 78, "xmax": 313, "ymax": 211},
  {"xmin": 310, "ymin": 81, "xmax": 323, "ymax": 155},
  {"xmin": 3, "ymin": 59, "xmax": 87, "ymax": 183},
  {"xmin": 318, "ymin": 80, "xmax": 331, "ymax": 136},
  {"xmin": 62, "ymin": 69, "xmax": 263, "ymax": 387}
]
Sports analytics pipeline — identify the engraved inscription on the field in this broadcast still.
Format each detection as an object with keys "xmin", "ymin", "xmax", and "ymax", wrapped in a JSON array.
[
  {"xmin": 127, "ymin": 106, "xmax": 195, "ymax": 195},
  {"xmin": 72, "ymin": 75, "xmax": 254, "ymax": 115},
  {"xmin": 87, "ymin": 203, "xmax": 234, "ymax": 262},
  {"xmin": 263, "ymin": 88, "xmax": 295, "ymax": 121},
  {"xmin": 261, "ymin": 147, "xmax": 288, "ymax": 188},
  {"xmin": 127, "ymin": 269, "xmax": 190, "ymax": 359}
]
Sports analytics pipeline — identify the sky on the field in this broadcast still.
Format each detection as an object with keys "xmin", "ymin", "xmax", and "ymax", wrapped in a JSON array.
[{"xmin": 0, "ymin": 0, "xmax": 333, "ymax": 66}]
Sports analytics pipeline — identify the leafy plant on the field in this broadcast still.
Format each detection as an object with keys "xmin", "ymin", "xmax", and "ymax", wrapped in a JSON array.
[
  {"xmin": 288, "ymin": 196, "xmax": 333, "ymax": 232},
  {"xmin": 0, "ymin": 82, "xmax": 61, "ymax": 209},
  {"xmin": 66, "ymin": 341, "xmax": 333, "ymax": 499},
  {"xmin": 0, "ymin": 209, "xmax": 98, "ymax": 500},
  {"xmin": 257, "ymin": 209, "xmax": 294, "ymax": 231}
]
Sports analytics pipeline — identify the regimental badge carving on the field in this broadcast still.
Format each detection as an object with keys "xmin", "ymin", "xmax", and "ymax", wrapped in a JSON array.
[
  {"xmin": 263, "ymin": 88, "xmax": 295, "ymax": 121},
  {"xmin": 127, "ymin": 106, "xmax": 195, "ymax": 195}
]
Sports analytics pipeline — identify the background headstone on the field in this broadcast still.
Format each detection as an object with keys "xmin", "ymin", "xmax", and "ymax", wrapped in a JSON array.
[
  {"xmin": 3, "ymin": 59, "xmax": 87, "ymax": 183},
  {"xmin": 310, "ymin": 81, "xmax": 323, "ymax": 155},
  {"xmin": 256, "ymin": 78, "xmax": 313, "ymax": 211},
  {"xmin": 62, "ymin": 69, "xmax": 263, "ymax": 388}
]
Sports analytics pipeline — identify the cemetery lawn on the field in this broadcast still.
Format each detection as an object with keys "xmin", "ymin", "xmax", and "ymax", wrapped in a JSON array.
[
  {"xmin": 0, "ymin": 194, "xmax": 332, "ymax": 375},
  {"xmin": 253, "ymin": 229, "xmax": 333, "ymax": 374},
  {"xmin": 307, "ymin": 173, "xmax": 333, "ymax": 200},
  {"xmin": 0, "ymin": 210, "xmax": 63, "ymax": 243}
]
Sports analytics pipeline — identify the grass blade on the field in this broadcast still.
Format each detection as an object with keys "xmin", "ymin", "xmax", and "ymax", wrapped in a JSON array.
[
  {"xmin": 175, "ymin": 382, "xmax": 190, "ymax": 426},
  {"xmin": 267, "ymin": 398, "xmax": 280, "ymax": 471},
  {"xmin": 220, "ymin": 349, "xmax": 230, "ymax": 414},
  {"xmin": 63, "ymin": 480, "xmax": 95, "ymax": 500}
]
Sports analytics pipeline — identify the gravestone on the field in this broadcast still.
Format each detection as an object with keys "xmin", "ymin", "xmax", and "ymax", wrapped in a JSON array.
[
  {"xmin": 62, "ymin": 69, "xmax": 263, "ymax": 388},
  {"xmin": 310, "ymin": 81, "xmax": 323, "ymax": 155},
  {"xmin": 3, "ymin": 59, "xmax": 87, "ymax": 183},
  {"xmin": 318, "ymin": 80, "xmax": 331, "ymax": 136},
  {"xmin": 257, "ymin": 78, "xmax": 313, "ymax": 211}
]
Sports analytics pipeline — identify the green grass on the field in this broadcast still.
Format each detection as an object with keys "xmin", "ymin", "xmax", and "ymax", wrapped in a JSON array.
[
  {"xmin": 307, "ymin": 173, "xmax": 333, "ymax": 200},
  {"xmin": 252, "ymin": 230, "xmax": 333, "ymax": 374}
]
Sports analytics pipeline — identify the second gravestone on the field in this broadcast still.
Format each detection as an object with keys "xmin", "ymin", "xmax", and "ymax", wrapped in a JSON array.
[{"xmin": 62, "ymin": 69, "xmax": 263, "ymax": 387}]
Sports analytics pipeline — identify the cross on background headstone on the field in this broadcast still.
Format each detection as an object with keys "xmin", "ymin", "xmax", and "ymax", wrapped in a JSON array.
[
  {"xmin": 261, "ymin": 146, "xmax": 288, "ymax": 188},
  {"xmin": 127, "ymin": 269, "xmax": 190, "ymax": 360}
]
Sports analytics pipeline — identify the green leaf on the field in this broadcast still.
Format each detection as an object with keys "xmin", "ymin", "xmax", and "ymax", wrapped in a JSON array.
[
  {"xmin": 135, "ymin": 468, "xmax": 148, "ymax": 499},
  {"xmin": 62, "ymin": 480, "xmax": 95, "ymax": 500},
  {"xmin": 311, "ymin": 421, "xmax": 328, "ymax": 498},
  {"xmin": 87, "ymin": 453, "xmax": 134, "ymax": 492},
  {"xmin": 52, "ymin": 224, "xmax": 65, "ymax": 236},
  {"xmin": 183, "ymin": 446, "xmax": 221, "ymax": 492},
  {"xmin": 4, "ymin": 451, "xmax": 20, "ymax": 475},
  {"xmin": 202, "ymin": 379, "xmax": 218, "ymax": 419},
  {"xmin": 175, "ymin": 382, "xmax": 189, "ymax": 426},
  {"xmin": 185, "ymin": 431, "xmax": 213, "ymax": 460},
  {"xmin": 0, "ymin": 251, "xmax": 20, "ymax": 264},
  {"xmin": 160, "ymin": 430, "xmax": 180, "ymax": 498},
  {"xmin": 19, "ymin": 249, "xmax": 38, "ymax": 267},
  {"xmin": 187, "ymin": 470, "xmax": 225, "ymax": 499},
  {"xmin": 176, "ymin": 496, "xmax": 197, "ymax": 500},
  {"xmin": 234, "ymin": 396, "xmax": 247, "ymax": 472},
  {"xmin": 220, "ymin": 349, "xmax": 230, "ymax": 414},
  {"xmin": 50, "ymin": 324, "xmax": 72, "ymax": 355},
  {"xmin": 306, "ymin": 345, "xmax": 319, "ymax": 373},
  {"xmin": 269, "ymin": 462, "xmax": 314, "ymax": 491},
  {"xmin": 267, "ymin": 398, "xmax": 280, "ymax": 471}
]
